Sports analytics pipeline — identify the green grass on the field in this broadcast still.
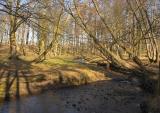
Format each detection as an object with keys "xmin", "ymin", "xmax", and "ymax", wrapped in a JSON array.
[{"xmin": 42, "ymin": 57, "xmax": 77, "ymax": 67}]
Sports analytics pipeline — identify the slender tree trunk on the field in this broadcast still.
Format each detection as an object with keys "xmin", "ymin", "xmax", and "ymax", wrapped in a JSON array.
[
  {"xmin": 20, "ymin": 24, "xmax": 26, "ymax": 56},
  {"xmin": 31, "ymin": 28, "xmax": 35, "ymax": 45},
  {"xmin": 0, "ymin": 35, "xmax": 3, "ymax": 44},
  {"xmin": 10, "ymin": 31, "xmax": 17, "ymax": 57},
  {"xmin": 26, "ymin": 26, "xmax": 30, "ymax": 45}
]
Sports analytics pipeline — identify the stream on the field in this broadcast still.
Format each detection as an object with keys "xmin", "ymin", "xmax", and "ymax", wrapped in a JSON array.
[{"xmin": 0, "ymin": 80, "xmax": 143, "ymax": 113}]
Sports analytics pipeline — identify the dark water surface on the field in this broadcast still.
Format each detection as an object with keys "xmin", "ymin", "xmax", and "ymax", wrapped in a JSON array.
[{"xmin": 0, "ymin": 81, "xmax": 143, "ymax": 113}]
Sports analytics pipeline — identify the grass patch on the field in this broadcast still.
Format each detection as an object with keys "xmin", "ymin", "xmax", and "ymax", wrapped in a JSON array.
[
  {"xmin": 42, "ymin": 57, "xmax": 77, "ymax": 67},
  {"xmin": 19, "ymin": 56, "xmax": 36, "ymax": 62}
]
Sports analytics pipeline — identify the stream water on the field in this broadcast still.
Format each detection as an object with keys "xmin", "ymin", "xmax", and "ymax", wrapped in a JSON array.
[{"xmin": 0, "ymin": 81, "xmax": 143, "ymax": 113}]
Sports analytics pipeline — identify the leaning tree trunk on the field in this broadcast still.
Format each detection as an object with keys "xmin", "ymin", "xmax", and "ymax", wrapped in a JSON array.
[{"xmin": 33, "ymin": 8, "xmax": 63, "ymax": 62}]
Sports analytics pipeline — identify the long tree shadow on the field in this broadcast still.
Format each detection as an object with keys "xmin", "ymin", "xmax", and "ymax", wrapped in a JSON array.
[
  {"xmin": 0, "ymin": 57, "xmax": 49, "ymax": 113},
  {"xmin": 0, "ymin": 58, "xmax": 33, "ymax": 101}
]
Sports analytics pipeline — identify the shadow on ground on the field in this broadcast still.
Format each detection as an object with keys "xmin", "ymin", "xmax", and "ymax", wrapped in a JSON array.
[
  {"xmin": 0, "ymin": 57, "xmax": 110, "ymax": 102},
  {"xmin": 0, "ymin": 58, "xmax": 35, "ymax": 101}
]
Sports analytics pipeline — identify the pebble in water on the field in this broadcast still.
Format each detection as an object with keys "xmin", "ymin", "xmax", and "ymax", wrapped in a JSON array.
[{"xmin": 72, "ymin": 104, "xmax": 76, "ymax": 108}]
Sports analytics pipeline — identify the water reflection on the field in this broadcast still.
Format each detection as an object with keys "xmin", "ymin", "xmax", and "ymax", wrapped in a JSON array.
[{"xmin": 0, "ymin": 92, "xmax": 65, "ymax": 113}]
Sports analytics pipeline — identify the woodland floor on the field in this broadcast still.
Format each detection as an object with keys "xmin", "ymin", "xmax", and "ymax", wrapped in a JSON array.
[{"xmin": 0, "ymin": 45, "xmax": 159, "ymax": 113}]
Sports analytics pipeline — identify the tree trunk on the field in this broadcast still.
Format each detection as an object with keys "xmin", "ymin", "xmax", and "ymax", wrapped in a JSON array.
[
  {"xmin": 10, "ymin": 31, "xmax": 17, "ymax": 58},
  {"xmin": 26, "ymin": 27, "xmax": 30, "ymax": 45},
  {"xmin": 33, "ymin": 8, "xmax": 63, "ymax": 62},
  {"xmin": 0, "ymin": 35, "xmax": 3, "ymax": 44},
  {"xmin": 20, "ymin": 25, "xmax": 26, "ymax": 56}
]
